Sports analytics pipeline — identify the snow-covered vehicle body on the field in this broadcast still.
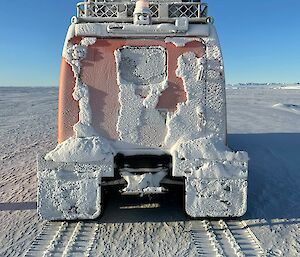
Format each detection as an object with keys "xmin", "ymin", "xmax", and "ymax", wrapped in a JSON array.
[{"xmin": 38, "ymin": 0, "xmax": 249, "ymax": 220}]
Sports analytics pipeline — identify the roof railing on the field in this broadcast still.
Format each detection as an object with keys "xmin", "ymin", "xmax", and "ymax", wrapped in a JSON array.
[{"xmin": 76, "ymin": 1, "xmax": 212, "ymax": 23}]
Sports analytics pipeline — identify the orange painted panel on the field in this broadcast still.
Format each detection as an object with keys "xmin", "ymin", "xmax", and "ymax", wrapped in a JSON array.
[
  {"xmin": 58, "ymin": 59, "xmax": 78, "ymax": 143},
  {"xmin": 58, "ymin": 39, "xmax": 205, "ymax": 143}
]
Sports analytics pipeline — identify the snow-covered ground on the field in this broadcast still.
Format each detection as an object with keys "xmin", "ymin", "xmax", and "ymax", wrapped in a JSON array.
[{"xmin": 0, "ymin": 86, "xmax": 299, "ymax": 256}]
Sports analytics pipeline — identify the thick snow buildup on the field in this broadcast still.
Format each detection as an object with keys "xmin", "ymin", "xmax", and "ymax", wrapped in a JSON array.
[
  {"xmin": 46, "ymin": 37, "xmax": 116, "ymax": 163},
  {"xmin": 72, "ymin": 78, "xmax": 96, "ymax": 137},
  {"xmin": 164, "ymin": 52, "xmax": 206, "ymax": 147},
  {"xmin": 171, "ymin": 135, "xmax": 248, "ymax": 178},
  {"xmin": 45, "ymin": 136, "xmax": 115, "ymax": 163},
  {"xmin": 165, "ymin": 27, "xmax": 227, "ymax": 148},
  {"xmin": 115, "ymin": 46, "xmax": 168, "ymax": 147},
  {"xmin": 164, "ymin": 37, "xmax": 200, "ymax": 47},
  {"xmin": 64, "ymin": 37, "xmax": 97, "ymax": 78},
  {"xmin": 142, "ymin": 81, "xmax": 168, "ymax": 109},
  {"xmin": 202, "ymin": 26, "xmax": 227, "ymax": 141},
  {"xmin": 63, "ymin": 37, "xmax": 99, "ymax": 138},
  {"xmin": 185, "ymin": 178, "xmax": 247, "ymax": 217},
  {"xmin": 173, "ymin": 136, "xmax": 249, "ymax": 162},
  {"xmin": 38, "ymin": 157, "xmax": 103, "ymax": 220},
  {"xmin": 65, "ymin": 44, "xmax": 87, "ymax": 77},
  {"xmin": 116, "ymin": 84, "xmax": 144, "ymax": 143}
]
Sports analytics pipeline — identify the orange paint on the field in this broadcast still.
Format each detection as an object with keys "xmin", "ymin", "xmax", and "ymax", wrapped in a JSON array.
[
  {"xmin": 58, "ymin": 39, "xmax": 205, "ymax": 143},
  {"xmin": 58, "ymin": 59, "xmax": 78, "ymax": 143}
]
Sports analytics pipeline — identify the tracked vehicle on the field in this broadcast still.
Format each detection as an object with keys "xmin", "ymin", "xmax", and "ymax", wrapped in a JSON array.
[{"xmin": 38, "ymin": 0, "xmax": 249, "ymax": 220}]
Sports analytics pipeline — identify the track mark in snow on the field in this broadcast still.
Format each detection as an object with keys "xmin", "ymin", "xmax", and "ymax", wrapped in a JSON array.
[
  {"xmin": 191, "ymin": 220, "xmax": 222, "ymax": 256},
  {"xmin": 83, "ymin": 223, "xmax": 100, "ymax": 256},
  {"xmin": 24, "ymin": 221, "xmax": 66, "ymax": 257},
  {"xmin": 61, "ymin": 222, "xmax": 82, "ymax": 257},
  {"xmin": 26, "ymin": 220, "xmax": 265, "ymax": 257},
  {"xmin": 191, "ymin": 220, "xmax": 226, "ymax": 256},
  {"xmin": 191, "ymin": 220, "xmax": 265, "ymax": 257},
  {"xmin": 25, "ymin": 222, "xmax": 101, "ymax": 257},
  {"xmin": 272, "ymin": 103, "xmax": 300, "ymax": 115}
]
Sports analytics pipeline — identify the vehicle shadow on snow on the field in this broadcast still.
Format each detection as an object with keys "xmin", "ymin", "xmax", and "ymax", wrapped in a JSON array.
[
  {"xmin": 99, "ymin": 133, "xmax": 300, "ymax": 224},
  {"xmin": 228, "ymin": 133, "xmax": 300, "ymax": 223},
  {"xmin": 0, "ymin": 202, "xmax": 37, "ymax": 211}
]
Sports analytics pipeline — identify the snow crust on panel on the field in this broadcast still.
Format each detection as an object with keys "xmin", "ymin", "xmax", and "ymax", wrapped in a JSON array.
[
  {"xmin": 164, "ymin": 37, "xmax": 200, "ymax": 47},
  {"xmin": 164, "ymin": 52, "xmax": 206, "ymax": 147},
  {"xmin": 81, "ymin": 37, "xmax": 97, "ymax": 47},
  {"xmin": 62, "ymin": 23, "xmax": 75, "ymax": 60},
  {"xmin": 114, "ymin": 46, "xmax": 168, "ymax": 147},
  {"xmin": 74, "ymin": 22, "xmax": 210, "ymax": 38},
  {"xmin": 38, "ymin": 160, "xmax": 102, "ymax": 220},
  {"xmin": 72, "ymin": 79, "xmax": 96, "ymax": 138},
  {"xmin": 173, "ymin": 136, "xmax": 248, "ymax": 162},
  {"xmin": 46, "ymin": 37, "xmax": 116, "ymax": 163},
  {"xmin": 64, "ymin": 37, "xmax": 98, "ymax": 138},
  {"xmin": 171, "ymin": 136, "xmax": 248, "ymax": 179},
  {"xmin": 165, "ymin": 27, "xmax": 230, "ymax": 176},
  {"xmin": 45, "ymin": 136, "xmax": 115, "ymax": 163},
  {"xmin": 202, "ymin": 27, "xmax": 227, "ymax": 141},
  {"xmin": 185, "ymin": 178, "xmax": 247, "ymax": 217},
  {"xmin": 160, "ymin": 28, "xmax": 248, "ymax": 218},
  {"xmin": 112, "ymin": 140, "xmax": 167, "ymax": 156}
]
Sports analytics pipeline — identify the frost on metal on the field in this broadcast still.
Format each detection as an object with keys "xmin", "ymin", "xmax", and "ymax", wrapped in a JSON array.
[
  {"xmin": 46, "ymin": 37, "xmax": 115, "ymax": 163},
  {"xmin": 39, "ymin": 37, "xmax": 115, "ymax": 220},
  {"xmin": 185, "ymin": 178, "xmax": 248, "ymax": 218},
  {"xmin": 39, "ymin": 17, "xmax": 249, "ymax": 219},
  {"xmin": 165, "ymin": 29, "xmax": 226, "ymax": 149},
  {"xmin": 115, "ymin": 46, "xmax": 168, "ymax": 147},
  {"xmin": 171, "ymin": 136, "xmax": 248, "ymax": 178},
  {"xmin": 164, "ymin": 37, "xmax": 200, "ymax": 47},
  {"xmin": 175, "ymin": 136, "xmax": 248, "ymax": 217},
  {"xmin": 121, "ymin": 170, "xmax": 167, "ymax": 195},
  {"xmin": 37, "ymin": 157, "xmax": 105, "ymax": 220},
  {"xmin": 163, "ymin": 30, "xmax": 248, "ymax": 217},
  {"xmin": 164, "ymin": 52, "xmax": 206, "ymax": 148},
  {"xmin": 64, "ymin": 37, "xmax": 97, "ymax": 138}
]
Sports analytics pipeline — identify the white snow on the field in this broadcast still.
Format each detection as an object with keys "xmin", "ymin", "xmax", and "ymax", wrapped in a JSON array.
[
  {"xmin": 45, "ymin": 136, "xmax": 115, "ymax": 163},
  {"xmin": 172, "ymin": 136, "xmax": 248, "ymax": 163},
  {"xmin": 121, "ymin": 170, "xmax": 167, "ymax": 195},
  {"xmin": 64, "ymin": 37, "xmax": 98, "ymax": 138},
  {"xmin": 272, "ymin": 103, "xmax": 300, "ymax": 115},
  {"xmin": 164, "ymin": 52, "xmax": 207, "ymax": 147},
  {"xmin": 186, "ymin": 178, "xmax": 247, "ymax": 217},
  {"xmin": 114, "ymin": 46, "xmax": 168, "ymax": 147},
  {"xmin": 38, "ymin": 165, "xmax": 102, "ymax": 220},
  {"xmin": 1, "ymin": 86, "xmax": 300, "ymax": 256},
  {"xmin": 46, "ymin": 37, "xmax": 117, "ymax": 163},
  {"xmin": 164, "ymin": 37, "xmax": 200, "ymax": 47},
  {"xmin": 171, "ymin": 135, "xmax": 248, "ymax": 179}
]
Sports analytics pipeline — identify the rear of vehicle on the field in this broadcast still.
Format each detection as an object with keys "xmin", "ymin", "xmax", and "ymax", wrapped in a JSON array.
[{"xmin": 38, "ymin": 0, "xmax": 248, "ymax": 220}]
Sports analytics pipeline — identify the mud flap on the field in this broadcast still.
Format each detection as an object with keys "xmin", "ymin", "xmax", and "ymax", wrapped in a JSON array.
[
  {"xmin": 185, "ymin": 178, "xmax": 247, "ymax": 218},
  {"xmin": 37, "ymin": 157, "xmax": 103, "ymax": 220}
]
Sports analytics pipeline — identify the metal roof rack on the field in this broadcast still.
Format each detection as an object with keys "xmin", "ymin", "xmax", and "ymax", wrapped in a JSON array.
[{"xmin": 76, "ymin": 0, "xmax": 211, "ymax": 23}]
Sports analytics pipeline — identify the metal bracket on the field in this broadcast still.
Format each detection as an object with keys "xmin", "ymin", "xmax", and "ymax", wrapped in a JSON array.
[
  {"xmin": 107, "ymin": 17, "xmax": 189, "ymax": 34},
  {"xmin": 120, "ymin": 169, "xmax": 167, "ymax": 195}
]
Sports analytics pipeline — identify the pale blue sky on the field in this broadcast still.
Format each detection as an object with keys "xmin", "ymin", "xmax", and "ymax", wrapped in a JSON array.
[{"xmin": 0, "ymin": 0, "xmax": 299, "ymax": 87}]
